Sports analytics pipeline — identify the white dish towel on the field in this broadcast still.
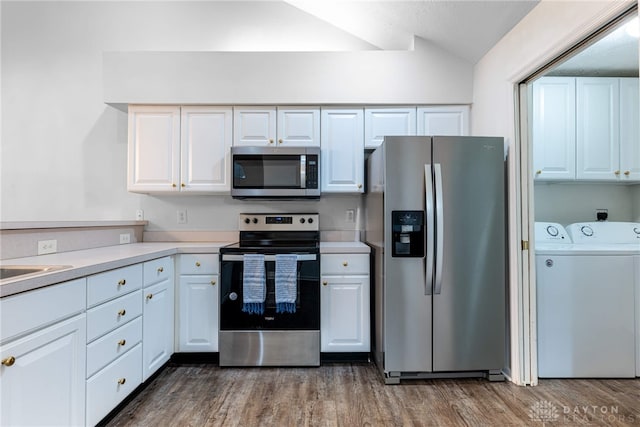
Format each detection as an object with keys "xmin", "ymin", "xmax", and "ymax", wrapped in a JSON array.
[
  {"xmin": 275, "ymin": 254, "xmax": 298, "ymax": 313},
  {"xmin": 242, "ymin": 253, "xmax": 265, "ymax": 315}
]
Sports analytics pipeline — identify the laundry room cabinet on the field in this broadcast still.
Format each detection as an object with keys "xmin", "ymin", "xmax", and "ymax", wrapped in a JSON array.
[{"xmin": 619, "ymin": 78, "xmax": 640, "ymax": 181}]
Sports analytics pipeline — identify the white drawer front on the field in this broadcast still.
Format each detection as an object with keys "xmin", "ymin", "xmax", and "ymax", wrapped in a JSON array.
[
  {"xmin": 86, "ymin": 290, "xmax": 142, "ymax": 342},
  {"xmin": 86, "ymin": 316, "xmax": 143, "ymax": 378},
  {"xmin": 86, "ymin": 343, "xmax": 142, "ymax": 427},
  {"xmin": 1, "ymin": 278, "xmax": 86, "ymax": 343},
  {"xmin": 143, "ymin": 256, "xmax": 173, "ymax": 288},
  {"xmin": 87, "ymin": 264, "xmax": 142, "ymax": 307},
  {"xmin": 321, "ymin": 254, "xmax": 369, "ymax": 275},
  {"xmin": 178, "ymin": 254, "xmax": 218, "ymax": 275}
]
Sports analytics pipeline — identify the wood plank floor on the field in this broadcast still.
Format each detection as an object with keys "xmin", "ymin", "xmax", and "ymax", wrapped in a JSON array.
[{"xmin": 106, "ymin": 362, "xmax": 640, "ymax": 426}]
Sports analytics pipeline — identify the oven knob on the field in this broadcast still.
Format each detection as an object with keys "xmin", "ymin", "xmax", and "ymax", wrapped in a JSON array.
[
  {"xmin": 300, "ymin": 218, "xmax": 306, "ymax": 224},
  {"xmin": 308, "ymin": 217, "xmax": 314, "ymax": 224},
  {"xmin": 229, "ymin": 292, "xmax": 238, "ymax": 301},
  {"xmin": 252, "ymin": 218, "xmax": 258, "ymax": 224}
]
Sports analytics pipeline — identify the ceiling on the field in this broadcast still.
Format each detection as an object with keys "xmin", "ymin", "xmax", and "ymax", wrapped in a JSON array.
[{"xmin": 285, "ymin": 0, "xmax": 540, "ymax": 63}]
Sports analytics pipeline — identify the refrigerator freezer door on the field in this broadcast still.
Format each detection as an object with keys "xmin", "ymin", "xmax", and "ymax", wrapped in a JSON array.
[{"xmin": 431, "ymin": 136, "xmax": 506, "ymax": 372}]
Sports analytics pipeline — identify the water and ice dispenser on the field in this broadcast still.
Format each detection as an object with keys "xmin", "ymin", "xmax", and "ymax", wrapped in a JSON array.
[{"xmin": 391, "ymin": 211, "xmax": 425, "ymax": 257}]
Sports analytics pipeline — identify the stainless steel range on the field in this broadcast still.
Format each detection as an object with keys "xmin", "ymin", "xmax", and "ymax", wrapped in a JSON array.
[{"xmin": 219, "ymin": 213, "xmax": 320, "ymax": 366}]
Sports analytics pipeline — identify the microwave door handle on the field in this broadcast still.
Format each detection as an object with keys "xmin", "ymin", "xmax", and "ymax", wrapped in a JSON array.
[{"xmin": 300, "ymin": 155, "xmax": 306, "ymax": 188}]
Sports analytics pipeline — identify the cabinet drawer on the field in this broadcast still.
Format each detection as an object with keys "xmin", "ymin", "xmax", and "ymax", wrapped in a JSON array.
[
  {"xmin": 178, "ymin": 254, "xmax": 218, "ymax": 275},
  {"xmin": 1, "ymin": 278, "xmax": 86, "ymax": 343},
  {"xmin": 86, "ymin": 343, "xmax": 142, "ymax": 427},
  {"xmin": 87, "ymin": 264, "xmax": 142, "ymax": 307},
  {"xmin": 143, "ymin": 256, "xmax": 173, "ymax": 288},
  {"xmin": 86, "ymin": 290, "xmax": 142, "ymax": 342},
  {"xmin": 321, "ymin": 254, "xmax": 369, "ymax": 275},
  {"xmin": 86, "ymin": 316, "xmax": 142, "ymax": 378}
]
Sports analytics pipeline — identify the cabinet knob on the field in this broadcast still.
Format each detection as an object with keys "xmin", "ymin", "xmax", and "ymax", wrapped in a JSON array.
[
  {"xmin": 278, "ymin": 139, "xmax": 283, "ymax": 144},
  {"xmin": 195, "ymin": 262, "xmax": 201, "ymax": 267},
  {"xmin": 614, "ymin": 170, "xmax": 621, "ymax": 176},
  {"xmin": 118, "ymin": 309, "xmax": 126, "ymax": 316},
  {"xmin": 172, "ymin": 183, "xmax": 177, "ymax": 188},
  {"xmin": 342, "ymin": 261, "xmax": 348, "ymax": 267},
  {"xmin": 157, "ymin": 267, "xmax": 164, "ymax": 273},
  {"xmin": 1, "ymin": 356, "xmax": 16, "ymax": 367},
  {"xmin": 181, "ymin": 183, "xmax": 186, "ymax": 187},
  {"xmin": 269, "ymin": 139, "xmax": 274, "ymax": 144},
  {"xmin": 535, "ymin": 170, "xmax": 542, "ymax": 175},
  {"xmin": 117, "ymin": 378, "xmax": 126, "ymax": 385},
  {"xmin": 211, "ymin": 280, "xmax": 216, "ymax": 286},
  {"xmin": 357, "ymin": 184, "xmax": 363, "ymax": 189},
  {"xmin": 118, "ymin": 279, "xmax": 126, "ymax": 286},
  {"xmin": 624, "ymin": 171, "xmax": 630, "ymax": 176},
  {"xmin": 118, "ymin": 339, "xmax": 126, "ymax": 347},
  {"xmin": 322, "ymin": 281, "xmax": 328, "ymax": 286},
  {"xmin": 146, "ymin": 293, "xmax": 153, "ymax": 300}
]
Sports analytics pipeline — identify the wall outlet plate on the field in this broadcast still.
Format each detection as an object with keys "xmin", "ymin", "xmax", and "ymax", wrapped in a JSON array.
[
  {"xmin": 177, "ymin": 209, "xmax": 187, "ymax": 224},
  {"xmin": 136, "ymin": 210, "xmax": 144, "ymax": 220},
  {"xmin": 37, "ymin": 239, "xmax": 57, "ymax": 255},
  {"xmin": 119, "ymin": 234, "xmax": 131, "ymax": 244}
]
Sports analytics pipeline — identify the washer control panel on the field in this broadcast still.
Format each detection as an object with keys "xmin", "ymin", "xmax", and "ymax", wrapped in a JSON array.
[
  {"xmin": 566, "ymin": 222, "xmax": 640, "ymax": 244},
  {"xmin": 535, "ymin": 222, "xmax": 570, "ymax": 243}
]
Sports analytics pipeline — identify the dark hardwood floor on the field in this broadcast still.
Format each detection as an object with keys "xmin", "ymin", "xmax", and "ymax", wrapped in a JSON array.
[{"xmin": 106, "ymin": 362, "xmax": 640, "ymax": 426}]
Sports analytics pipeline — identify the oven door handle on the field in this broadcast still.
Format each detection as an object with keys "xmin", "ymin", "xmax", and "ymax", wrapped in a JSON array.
[{"xmin": 221, "ymin": 253, "xmax": 317, "ymax": 262}]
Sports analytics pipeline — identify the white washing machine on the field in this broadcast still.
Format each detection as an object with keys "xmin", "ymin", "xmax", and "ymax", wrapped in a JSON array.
[{"xmin": 535, "ymin": 221, "xmax": 637, "ymax": 378}]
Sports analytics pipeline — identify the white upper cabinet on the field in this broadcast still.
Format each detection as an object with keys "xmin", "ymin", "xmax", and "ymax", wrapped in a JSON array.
[
  {"xmin": 364, "ymin": 107, "xmax": 416, "ymax": 148},
  {"xmin": 277, "ymin": 107, "xmax": 321, "ymax": 147},
  {"xmin": 417, "ymin": 106, "xmax": 470, "ymax": 136},
  {"xmin": 619, "ymin": 78, "xmax": 640, "ymax": 181},
  {"xmin": 532, "ymin": 77, "xmax": 577, "ymax": 181},
  {"xmin": 128, "ymin": 105, "xmax": 232, "ymax": 193},
  {"xmin": 128, "ymin": 105, "xmax": 181, "ymax": 192},
  {"xmin": 234, "ymin": 107, "xmax": 320, "ymax": 147},
  {"xmin": 181, "ymin": 106, "xmax": 233, "ymax": 192},
  {"xmin": 576, "ymin": 77, "xmax": 620, "ymax": 180},
  {"xmin": 321, "ymin": 108, "xmax": 364, "ymax": 193}
]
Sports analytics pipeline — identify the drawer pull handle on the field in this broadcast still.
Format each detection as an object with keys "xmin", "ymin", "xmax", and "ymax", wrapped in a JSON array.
[
  {"xmin": 322, "ymin": 281, "xmax": 328, "ymax": 286},
  {"xmin": 118, "ymin": 279, "xmax": 126, "ymax": 286},
  {"xmin": 118, "ymin": 339, "xmax": 126, "ymax": 346},
  {"xmin": 195, "ymin": 262, "xmax": 201, "ymax": 267},
  {"xmin": 146, "ymin": 293, "xmax": 153, "ymax": 300},
  {"xmin": 536, "ymin": 170, "xmax": 542, "ymax": 175},
  {"xmin": 157, "ymin": 267, "xmax": 164, "ymax": 273},
  {"xmin": 1, "ymin": 356, "xmax": 16, "ymax": 367},
  {"xmin": 342, "ymin": 261, "xmax": 348, "ymax": 267},
  {"xmin": 211, "ymin": 280, "xmax": 216, "ymax": 286},
  {"xmin": 117, "ymin": 378, "xmax": 126, "ymax": 385},
  {"xmin": 118, "ymin": 309, "xmax": 126, "ymax": 316}
]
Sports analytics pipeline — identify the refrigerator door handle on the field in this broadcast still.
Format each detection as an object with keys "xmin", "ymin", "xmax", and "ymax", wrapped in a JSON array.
[
  {"xmin": 434, "ymin": 163, "xmax": 444, "ymax": 295},
  {"xmin": 424, "ymin": 164, "xmax": 434, "ymax": 295}
]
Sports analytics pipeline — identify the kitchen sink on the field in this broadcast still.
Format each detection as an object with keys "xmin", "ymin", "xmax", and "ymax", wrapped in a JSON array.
[{"xmin": 0, "ymin": 265, "xmax": 72, "ymax": 280}]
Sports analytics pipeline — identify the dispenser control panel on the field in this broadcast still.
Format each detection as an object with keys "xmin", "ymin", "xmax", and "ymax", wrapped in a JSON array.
[{"xmin": 391, "ymin": 210, "xmax": 425, "ymax": 257}]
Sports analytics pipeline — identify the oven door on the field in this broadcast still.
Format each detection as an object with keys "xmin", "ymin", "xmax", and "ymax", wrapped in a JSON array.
[{"xmin": 219, "ymin": 252, "xmax": 320, "ymax": 330}]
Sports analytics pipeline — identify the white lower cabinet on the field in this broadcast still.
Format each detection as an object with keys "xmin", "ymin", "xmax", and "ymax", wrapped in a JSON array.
[
  {"xmin": 320, "ymin": 253, "xmax": 370, "ymax": 352},
  {"xmin": 1, "ymin": 314, "xmax": 87, "ymax": 427},
  {"xmin": 177, "ymin": 254, "xmax": 219, "ymax": 352}
]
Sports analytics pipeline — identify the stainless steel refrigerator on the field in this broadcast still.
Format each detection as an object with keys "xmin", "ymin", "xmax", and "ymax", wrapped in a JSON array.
[{"xmin": 365, "ymin": 136, "xmax": 506, "ymax": 384}]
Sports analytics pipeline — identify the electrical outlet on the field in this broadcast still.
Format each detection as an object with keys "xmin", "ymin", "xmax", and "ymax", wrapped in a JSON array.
[
  {"xmin": 346, "ymin": 209, "xmax": 355, "ymax": 223},
  {"xmin": 596, "ymin": 209, "xmax": 608, "ymax": 221},
  {"xmin": 136, "ymin": 210, "xmax": 144, "ymax": 220},
  {"xmin": 119, "ymin": 234, "xmax": 131, "ymax": 244},
  {"xmin": 177, "ymin": 209, "xmax": 187, "ymax": 224},
  {"xmin": 37, "ymin": 239, "xmax": 57, "ymax": 255}
]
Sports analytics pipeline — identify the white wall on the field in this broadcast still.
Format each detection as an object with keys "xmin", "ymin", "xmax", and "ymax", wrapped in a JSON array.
[
  {"xmin": 1, "ymin": 1, "xmax": 470, "ymax": 231},
  {"xmin": 632, "ymin": 185, "xmax": 640, "ymax": 222}
]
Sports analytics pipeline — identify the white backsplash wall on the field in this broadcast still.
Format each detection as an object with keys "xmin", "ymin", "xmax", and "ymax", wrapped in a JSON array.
[{"xmin": 534, "ymin": 183, "xmax": 636, "ymax": 225}]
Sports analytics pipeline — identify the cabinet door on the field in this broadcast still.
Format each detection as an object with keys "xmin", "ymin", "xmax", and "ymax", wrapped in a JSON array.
[
  {"xmin": 417, "ymin": 106, "xmax": 469, "ymax": 136},
  {"xmin": 233, "ymin": 107, "xmax": 276, "ymax": 146},
  {"xmin": 142, "ymin": 279, "xmax": 174, "ymax": 381},
  {"xmin": 181, "ymin": 106, "xmax": 233, "ymax": 192},
  {"xmin": 576, "ymin": 77, "xmax": 620, "ymax": 180},
  {"xmin": 321, "ymin": 108, "xmax": 364, "ymax": 193},
  {"xmin": 0, "ymin": 314, "xmax": 86, "ymax": 427},
  {"xmin": 619, "ymin": 78, "xmax": 640, "ymax": 181},
  {"xmin": 277, "ymin": 107, "xmax": 320, "ymax": 147},
  {"xmin": 532, "ymin": 77, "xmax": 576, "ymax": 181},
  {"xmin": 320, "ymin": 276, "xmax": 370, "ymax": 352},
  {"xmin": 128, "ymin": 105, "xmax": 180, "ymax": 192},
  {"xmin": 364, "ymin": 107, "xmax": 416, "ymax": 149},
  {"xmin": 178, "ymin": 274, "xmax": 219, "ymax": 352}
]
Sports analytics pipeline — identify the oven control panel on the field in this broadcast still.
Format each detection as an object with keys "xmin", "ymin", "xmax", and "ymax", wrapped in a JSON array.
[{"xmin": 239, "ymin": 213, "xmax": 319, "ymax": 231}]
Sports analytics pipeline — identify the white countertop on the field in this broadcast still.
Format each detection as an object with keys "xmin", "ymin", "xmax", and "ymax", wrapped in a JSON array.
[{"xmin": 1, "ymin": 241, "xmax": 370, "ymax": 297}]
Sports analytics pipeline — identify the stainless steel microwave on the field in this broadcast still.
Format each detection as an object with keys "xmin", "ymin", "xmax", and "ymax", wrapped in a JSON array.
[{"xmin": 231, "ymin": 146, "xmax": 320, "ymax": 199}]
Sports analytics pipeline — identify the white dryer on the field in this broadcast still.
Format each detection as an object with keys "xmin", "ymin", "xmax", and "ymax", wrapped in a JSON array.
[{"xmin": 535, "ymin": 222, "xmax": 636, "ymax": 378}]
